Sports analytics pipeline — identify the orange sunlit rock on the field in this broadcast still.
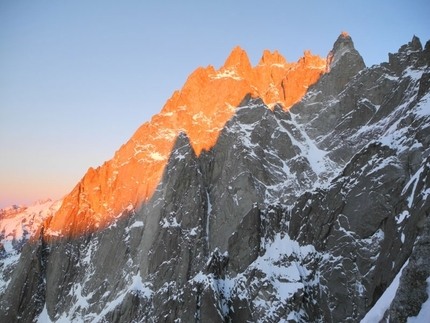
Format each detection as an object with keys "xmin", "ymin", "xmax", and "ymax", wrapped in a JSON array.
[{"xmin": 42, "ymin": 45, "xmax": 328, "ymax": 240}]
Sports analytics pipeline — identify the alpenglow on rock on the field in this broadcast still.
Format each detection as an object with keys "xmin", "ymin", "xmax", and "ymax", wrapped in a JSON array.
[{"xmin": 0, "ymin": 33, "xmax": 429, "ymax": 323}]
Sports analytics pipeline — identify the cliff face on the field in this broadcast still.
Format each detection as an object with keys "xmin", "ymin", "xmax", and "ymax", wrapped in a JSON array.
[
  {"xmin": 42, "ymin": 45, "xmax": 326, "ymax": 240},
  {"xmin": 1, "ymin": 34, "xmax": 430, "ymax": 323}
]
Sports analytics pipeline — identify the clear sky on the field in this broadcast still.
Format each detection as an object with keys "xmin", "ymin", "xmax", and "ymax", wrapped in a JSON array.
[{"xmin": 1, "ymin": 0, "xmax": 429, "ymax": 208}]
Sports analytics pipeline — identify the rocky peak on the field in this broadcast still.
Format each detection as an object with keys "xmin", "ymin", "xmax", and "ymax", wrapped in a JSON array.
[
  {"xmin": 388, "ymin": 35, "xmax": 427, "ymax": 75},
  {"xmin": 400, "ymin": 35, "xmax": 423, "ymax": 54},
  {"xmin": 29, "ymin": 41, "xmax": 328, "ymax": 240},
  {"xmin": 222, "ymin": 45, "xmax": 253, "ymax": 77},
  {"xmin": 326, "ymin": 31, "xmax": 364, "ymax": 71},
  {"xmin": 302, "ymin": 32, "xmax": 366, "ymax": 98},
  {"xmin": 258, "ymin": 49, "xmax": 288, "ymax": 66},
  {"xmin": 302, "ymin": 50, "xmax": 320, "ymax": 65}
]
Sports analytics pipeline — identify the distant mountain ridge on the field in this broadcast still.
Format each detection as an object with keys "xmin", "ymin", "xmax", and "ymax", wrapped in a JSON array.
[
  {"xmin": 1, "ymin": 33, "xmax": 429, "ymax": 323},
  {"xmin": 0, "ymin": 198, "xmax": 61, "ymax": 252}
]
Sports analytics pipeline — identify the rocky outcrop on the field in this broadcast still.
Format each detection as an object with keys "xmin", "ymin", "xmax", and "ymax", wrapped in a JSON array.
[{"xmin": 1, "ymin": 34, "xmax": 429, "ymax": 323}]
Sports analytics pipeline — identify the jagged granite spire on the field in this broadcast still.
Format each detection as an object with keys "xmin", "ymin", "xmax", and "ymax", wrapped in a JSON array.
[
  {"xmin": 290, "ymin": 32, "xmax": 366, "ymax": 137},
  {"xmin": 323, "ymin": 32, "xmax": 366, "ymax": 94},
  {"xmin": 388, "ymin": 35, "xmax": 426, "ymax": 75},
  {"xmin": 327, "ymin": 31, "xmax": 365, "ymax": 69}
]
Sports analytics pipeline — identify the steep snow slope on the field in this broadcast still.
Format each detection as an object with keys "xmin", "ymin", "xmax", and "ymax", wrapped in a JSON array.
[{"xmin": 0, "ymin": 33, "xmax": 429, "ymax": 323}]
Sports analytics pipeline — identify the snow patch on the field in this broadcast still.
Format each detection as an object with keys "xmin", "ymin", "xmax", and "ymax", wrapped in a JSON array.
[
  {"xmin": 360, "ymin": 261, "xmax": 409, "ymax": 323},
  {"xmin": 402, "ymin": 164, "xmax": 425, "ymax": 208},
  {"xmin": 211, "ymin": 69, "xmax": 242, "ymax": 81},
  {"xmin": 396, "ymin": 210, "xmax": 410, "ymax": 224},
  {"xmin": 288, "ymin": 113, "xmax": 329, "ymax": 177},
  {"xmin": 206, "ymin": 189, "xmax": 212, "ymax": 247},
  {"xmin": 149, "ymin": 152, "xmax": 166, "ymax": 161},
  {"xmin": 129, "ymin": 221, "xmax": 144, "ymax": 229},
  {"xmin": 37, "ymin": 305, "xmax": 54, "ymax": 323},
  {"xmin": 129, "ymin": 271, "xmax": 153, "ymax": 298},
  {"xmin": 161, "ymin": 216, "xmax": 180, "ymax": 228},
  {"xmin": 416, "ymin": 92, "xmax": 430, "ymax": 117}
]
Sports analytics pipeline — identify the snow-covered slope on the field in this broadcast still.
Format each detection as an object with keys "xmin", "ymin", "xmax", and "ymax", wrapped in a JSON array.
[
  {"xmin": 0, "ymin": 199, "xmax": 62, "ymax": 294},
  {"xmin": 0, "ymin": 199, "xmax": 62, "ymax": 255}
]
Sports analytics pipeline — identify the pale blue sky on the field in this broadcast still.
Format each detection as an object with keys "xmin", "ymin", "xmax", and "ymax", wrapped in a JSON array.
[{"xmin": 1, "ymin": 0, "xmax": 429, "ymax": 207}]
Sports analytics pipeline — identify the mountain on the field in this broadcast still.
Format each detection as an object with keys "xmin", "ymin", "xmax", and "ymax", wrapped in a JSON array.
[
  {"xmin": 0, "ymin": 199, "xmax": 62, "ymax": 295},
  {"xmin": 0, "ymin": 199, "xmax": 62, "ymax": 258},
  {"xmin": 1, "ymin": 33, "xmax": 429, "ymax": 323},
  {"xmin": 38, "ymin": 44, "xmax": 327, "ymax": 240}
]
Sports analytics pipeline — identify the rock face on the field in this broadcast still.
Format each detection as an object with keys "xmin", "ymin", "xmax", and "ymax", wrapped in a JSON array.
[
  {"xmin": 39, "ymin": 45, "xmax": 326, "ymax": 240},
  {"xmin": 1, "ymin": 33, "xmax": 430, "ymax": 323}
]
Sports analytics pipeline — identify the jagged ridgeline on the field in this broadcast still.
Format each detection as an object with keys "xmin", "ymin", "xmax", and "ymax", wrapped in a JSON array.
[{"xmin": 1, "ymin": 33, "xmax": 430, "ymax": 323}]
